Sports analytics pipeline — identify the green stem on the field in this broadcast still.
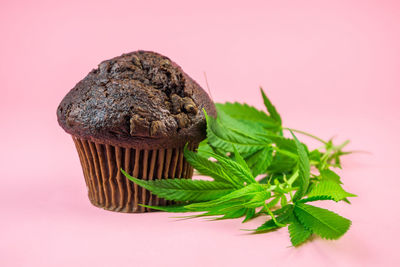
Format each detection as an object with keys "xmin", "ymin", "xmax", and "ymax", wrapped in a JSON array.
[
  {"xmin": 283, "ymin": 127, "xmax": 327, "ymax": 145},
  {"xmin": 321, "ymin": 140, "xmax": 350, "ymax": 169},
  {"xmin": 264, "ymin": 204, "xmax": 286, "ymax": 227},
  {"xmin": 335, "ymin": 140, "xmax": 350, "ymax": 150},
  {"xmin": 286, "ymin": 170, "xmax": 299, "ymax": 185}
]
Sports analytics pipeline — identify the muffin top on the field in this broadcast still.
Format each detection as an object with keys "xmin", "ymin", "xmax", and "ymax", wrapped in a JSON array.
[{"xmin": 57, "ymin": 50, "xmax": 216, "ymax": 148}]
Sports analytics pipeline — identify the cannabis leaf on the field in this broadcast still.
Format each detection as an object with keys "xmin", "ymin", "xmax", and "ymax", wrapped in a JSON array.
[
  {"xmin": 288, "ymin": 215, "xmax": 313, "ymax": 246},
  {"xmin": 245, "ymin": 146, "xmax": 273, "ymax": 176},
  {"xmin": 215, "ymin": 102, "xmax": 280, "ymax": 130},
  {"xmin": 294, "ymin": 203, "xmax": 351, "ymax": 240},
  {"xmin": 121, "ymin": 88, "xmax": 356, "ymax": 247},
  {"xmin": 242, "ymin": 208, "xmax": 256, "ymax": 223},
  {"xmin": 320, "ymin": 169, "xmax": 342, "ymax": 184},
  {"xmin": 205, "ymin": 110, "xmax": 271, "ymax": 154},
  {"xmin": 208, "ymin": 108, "xmax": 275, "ymax": 176},
  {"xmin": 121, "ymin": 170, "xmax": 235, "ymax": 202},
  {"xmin": 260, "ymin": 87, "xmax": 282, "ymax": 126},
  {"xmin": 301, "ymin": 179, "xmax": 357, "ymax": 203},
  {"xmin": 183, "ymin": 147, "xmax": 233, "ymax": 185},
  {"xmin": 291, "ymin": 131, "xmax": 310, "ymax": 202},
  {"xmin": 204, "ymin": 150, "xmax": 256, "ymax": 186},
  {"xmin": 184, "ymin": 183, "xmax": 265, "ymax": 210}
]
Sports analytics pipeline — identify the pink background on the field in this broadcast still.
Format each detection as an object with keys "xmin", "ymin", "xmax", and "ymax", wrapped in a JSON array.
[{"xmin": 1, "ymin": 0, "xmax": 399, "ymax": 266}]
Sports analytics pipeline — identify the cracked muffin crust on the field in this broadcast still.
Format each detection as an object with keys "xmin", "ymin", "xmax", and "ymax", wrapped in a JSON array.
[{"xmin": 57, "ymin": 50, "xmax": 216, "ymax": 149}]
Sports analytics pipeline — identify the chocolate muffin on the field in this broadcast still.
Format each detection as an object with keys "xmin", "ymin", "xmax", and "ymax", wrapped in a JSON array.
[{"xmin": 57, "ymin": 50, "xmax": 216, "ymax": 212}]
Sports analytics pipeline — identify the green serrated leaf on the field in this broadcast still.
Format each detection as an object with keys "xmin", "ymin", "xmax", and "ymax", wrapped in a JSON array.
[
  {"xmin": 342, "ymin": 198, "xmax": 351, "ymax": 204},
  {"xmin": 294, "ymin": 203, "xmax": 351, "ymax": 240},
  {"xmin": 216, "ymin": 208, "xmax": 247, "ymax": 220},
  {"xmin": 267, "ymin": 135, "xmax": 299, "ymax": 153},
  {"xmin": 267, "ymin": 153, "xmax": 297, "ymax": 174},
  {"xmin": 231, "ymin": 145, "xmax": 253, "ymax": 175},
  {"xmin": 122, "ymin": 169, "xmax": 235, "ymax": 202},
  {"xmin": 196, "ymin": 139, "xmax": 215, "ymax": 158},
  {"xmin": 215, "ymin": 102, "xmax": 280, "ymax": 130},
  {"xmin": 305, "ymin": 180, "xmax": 357, "ymax": 202},
  {"xmin": 205, "ymin": 151, "xmax": 256, "ymax": 185},
  {"xmin": 183, "ymin": 147, "xmax": 235, "ymax": 186},
  {"xmin": 245, "ymin": 146, "xmax": 273, "ymax": 176},
  {"xmin": 185, "ymin": 183, "xmax": 265, "ymax": 210},
  {"xmin": 205, "ymin": 110, "xmax": 271, "ymax": 155},
  {"xmin": 182, "ymin": 199, "xmax": 248, "ymax": 217},
  {"xmin": 216, "ymin": 108, "xmax": 269, "ymax": 137},
  {"xmin": 291, "ymin": 132, "xmax": 310, "ymax": 202},
  {"xmin": 260, "ymin": 88, "xmax": 282, "ymax": 125},
  {"xmin": 288, "ymin": 215, "xmax": 313, "ymax": 247},
  {"xmin": 242, "ymin": 208, "xmax": 256, "ymax": 223},
  {"xmin": 298, "ymin": 195, "xmax": 336, "ymax": 203},
  {"xmin": 245, "ymin": 191, "xmax": 270, "ymax": 208},
  {"xmin": 320, "ymin": 169, "xmax": 342, "ymax": 184}
]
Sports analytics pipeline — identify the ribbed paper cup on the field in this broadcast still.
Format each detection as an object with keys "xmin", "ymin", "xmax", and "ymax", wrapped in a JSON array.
[{"xmin": 72, "ymin": 137, "xmax": 196, "ymax": 213}]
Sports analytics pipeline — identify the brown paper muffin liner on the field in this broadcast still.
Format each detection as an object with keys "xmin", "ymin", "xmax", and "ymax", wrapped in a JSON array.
[{"xmin": 72, "ymin": 136, "xmax": 197, "ymax": 213}]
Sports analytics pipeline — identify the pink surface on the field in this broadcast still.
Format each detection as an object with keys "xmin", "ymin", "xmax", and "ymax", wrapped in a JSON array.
[{"xmin": 1, "ymin": 0, "xmax": 399, "ymax": 266}]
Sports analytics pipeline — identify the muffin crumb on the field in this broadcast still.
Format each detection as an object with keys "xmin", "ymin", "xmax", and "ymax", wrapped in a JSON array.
[
  {"xmin": 182, "ymin": 97, "xmax": 198, "ymax": 114},
  {"xmin": 174, "ymin": 113, "xmax": 190, "ymax": 128},
  {"xmin": 150, "ymin": 120, "xmax": 167, "ymax": 137},
  {"xmin": 171, "ymin": 94, "xmax": 182, "ymax": 113}
]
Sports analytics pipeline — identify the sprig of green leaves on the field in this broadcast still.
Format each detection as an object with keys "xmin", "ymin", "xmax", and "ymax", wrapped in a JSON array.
[{"xmin": 122, "ymin": 88, "xmax": 356, "ymax": 247}]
